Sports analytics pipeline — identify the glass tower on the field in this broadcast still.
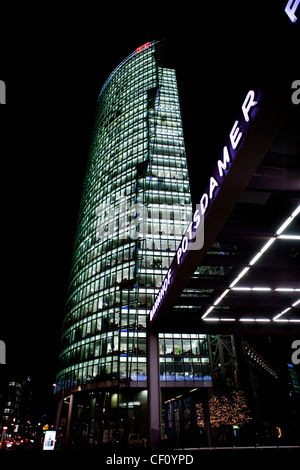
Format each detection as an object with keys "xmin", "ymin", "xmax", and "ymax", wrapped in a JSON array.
[{"xmin": 56, "ymin": 40, "xmax": 210, "ymax": 441}]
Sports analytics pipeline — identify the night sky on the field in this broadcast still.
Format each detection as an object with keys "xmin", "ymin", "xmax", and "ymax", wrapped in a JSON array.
[{"xmin": 0, "ymin": 2, "xmax": 299, "ymax": 419}]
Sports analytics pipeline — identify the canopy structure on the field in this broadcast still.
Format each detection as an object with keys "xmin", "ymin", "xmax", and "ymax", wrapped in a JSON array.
[{"xmin": 149, "ymin": 81, "xmax": 300, "ymax": 335}]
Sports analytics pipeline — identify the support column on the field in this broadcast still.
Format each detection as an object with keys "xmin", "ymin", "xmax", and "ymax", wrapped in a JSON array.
[
  {"xmin": 202, "ymin": 389, "xmax": 212, "ymax": 446},
  {"xmin": 189, "ymin": 392, "xmax": 198, "ymax": 446},
  {"xmin": 54, "ymin": 395, "xmax": 63, "ymax": 430},
  {"xmin": 178, "ymin": 397, "xmax": 185, "ymax": 446},
  {"xmin": 65, "ymin": 393, "xmax": 74, "ymax": 449},
  {"xmin": 147, "ymin": 330, "xmax": 161, "ymax": 450}
]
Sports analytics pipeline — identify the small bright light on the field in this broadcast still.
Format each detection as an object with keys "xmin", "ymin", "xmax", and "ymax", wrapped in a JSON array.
[
  {"xmin": 292, "ymin": 205, "xmax": 300, "ymax": 218},
  {"xmin": 260, "ymin": 237, "xmax": 276, "ymax": 254},
  {"xmin": 278, "ymin": 235, "xmax": 300, "ymax": 240},
  {"xmin": 276, "ymin": 205, "xmax": 300, "ymax": 235},
  {"xmin": 202, "ymin": 306, "xmax": 215, "ymax": 319},
  {"xmin": 252, "ymin": 287, "xmax": 272, "ymax": 291},
  {"xmin": 249, "ymin": 251, "xmax": 264, "ymax": 266},
  {"xmin": 275, "ymin": 288, "xmax": 299, "ymax": 292},
  {"xmin": 277, "ymin": 217, "xmax": 293, "ymax": 235},
  {"xmin": 232, "ymin": 287, "xmax": 251, "ymax": 291},
  {"xmin": 213, "ymin": 289, "xmax": 230, "ymax": 305},
  {"xmin": 273, "ymin": 307, "xmax": 292, "ymax": 321},
  {"xmin": 232, "ymin": 287, "xmax": 271, "ymax": 291},
  {"xmin": 229, "ymin": 267, "xmax": 250, "ymax": 288}
]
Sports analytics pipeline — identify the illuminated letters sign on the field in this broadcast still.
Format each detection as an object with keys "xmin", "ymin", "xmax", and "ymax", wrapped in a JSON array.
[
  {"xmin": 150, "ymin": 269, "xmax": 172, "ymax": 321},
  {"xmin": 176, "ymin": 89, "xmax": 258, "ymax": 267},
  {"xmin": 285, "ymin": 0, "xmax": 300, "ymax": 22},
  {"xmin": 149, "ymin": 89, "xmax": 260, "ymax": 323},
  {"xmin": 136, "ymin": 42, "xmax": 150, "ymax": 54}
]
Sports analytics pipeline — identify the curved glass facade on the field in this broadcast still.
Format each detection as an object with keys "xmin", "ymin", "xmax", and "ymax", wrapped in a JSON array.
[{"xmin": 56, "ymin": 41, "xmax": 210, "ymax": 395}]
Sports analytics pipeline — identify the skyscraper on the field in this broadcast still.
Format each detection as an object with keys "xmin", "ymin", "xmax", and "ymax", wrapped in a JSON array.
[{"xmin": 55, "ymin": 40, "xmax": 211, "ymax": 446}]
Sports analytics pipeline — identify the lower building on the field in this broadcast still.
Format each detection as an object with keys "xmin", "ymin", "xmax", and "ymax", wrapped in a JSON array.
[{"xmin": 1, "ymin": 376, "xmax": 33, "ymax": 439}]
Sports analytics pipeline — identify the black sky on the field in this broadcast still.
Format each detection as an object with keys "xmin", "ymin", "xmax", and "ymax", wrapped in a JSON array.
[{"xmin": 0, "ymin": 2, "xmax": 299, "ymax": 418}]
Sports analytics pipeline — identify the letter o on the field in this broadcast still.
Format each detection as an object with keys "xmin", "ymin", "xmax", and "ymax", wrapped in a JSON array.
[{"xmin": 182, "ymin": 236, "xmax": 188, "ymax": 253}]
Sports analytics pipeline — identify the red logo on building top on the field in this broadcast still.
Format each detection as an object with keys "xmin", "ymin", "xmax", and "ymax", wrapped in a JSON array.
[{"xmin": 136, "ymin": 42, "xmax": 150, "ymax": 53}]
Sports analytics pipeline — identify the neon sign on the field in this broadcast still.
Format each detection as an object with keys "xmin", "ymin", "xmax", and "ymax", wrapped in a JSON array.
[
  {"xmin": 150, "ymin": 269, "xmax": 172, "ymax": 322},
  {"xmin": 136, "ymin": 42, "xmax": 150, "ymax": 54},
  {"xmin": 285, "ymin": 0, "xmax": 299, "ymax": 22},
  {"xmin": 149, "ymin": 89, "xmax": 260, "ymax": 323},
  {"xmin": 176, "ymin": 90, "xmax": 258, "ymax": 266}
]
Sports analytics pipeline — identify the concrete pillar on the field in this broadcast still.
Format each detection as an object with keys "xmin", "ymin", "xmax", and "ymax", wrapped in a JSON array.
[
  {"xmin": 202, "ymin": 389, "xmax": 212, "ymax": 446},
  {"xmin": 178, "ymin": 397, "xmax": 185, "ymax": 445},
  {"xmin": 54, "ymin": 396, "xmax": 63, "ymax": 430},
  {"xmin": 189, "ymin": 392, "xmax": 198, "ymax": 446},
  {"xmin": 170, "ymin": 400, "xmax": 175, "ymax": 441},
  {"xmin": 147, "ymin": 330, "xmax": 161, "ymax": 450},
  {"xmin": 65, "ymin": 393, "xmax": 74, "ymax": 448}
]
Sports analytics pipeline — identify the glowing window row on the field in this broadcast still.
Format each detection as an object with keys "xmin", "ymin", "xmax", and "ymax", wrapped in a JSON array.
[{"xmin": 57, "ymin": 353, "xmax": 211, "ymax": 389}]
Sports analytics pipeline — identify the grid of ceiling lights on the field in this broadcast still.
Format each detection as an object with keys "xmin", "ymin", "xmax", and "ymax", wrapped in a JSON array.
[{"xmin": 202, "ymin": 205, "xmax": 300, "ymax": 323}]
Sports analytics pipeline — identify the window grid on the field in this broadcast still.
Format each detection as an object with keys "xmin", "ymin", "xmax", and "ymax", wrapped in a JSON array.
[{"xmin": 56, "ymin": 43, "xmax": 210, "ymax": 390}]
